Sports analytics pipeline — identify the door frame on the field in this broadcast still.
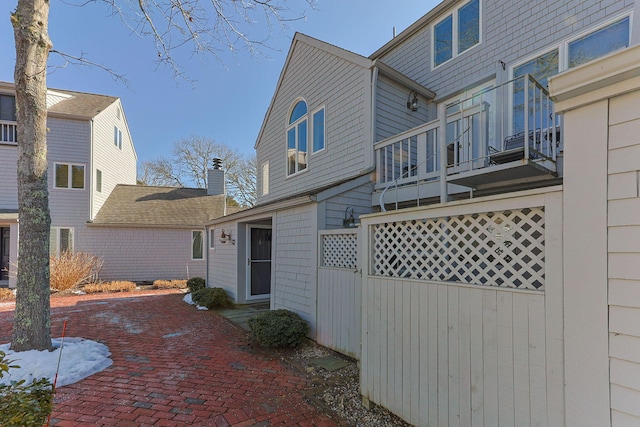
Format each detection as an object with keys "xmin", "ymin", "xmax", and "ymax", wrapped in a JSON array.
[{"xmin": 245, "ymin": 224, "xmax": 272, "ymax": 301}]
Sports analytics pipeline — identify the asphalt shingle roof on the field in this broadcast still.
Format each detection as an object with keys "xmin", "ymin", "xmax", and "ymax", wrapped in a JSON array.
[
  {"xmin": 92, "ymin": 185, "xmax": 227, "ymax": 227},
  {"xmin": 47, "ymin": 89, "xmax": 118, "ymax": 119}
]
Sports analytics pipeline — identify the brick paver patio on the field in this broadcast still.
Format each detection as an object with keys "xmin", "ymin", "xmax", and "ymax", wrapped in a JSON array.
[{"xmin": 0, "ymin": 290, "xmax": 340, "ymax": 426}]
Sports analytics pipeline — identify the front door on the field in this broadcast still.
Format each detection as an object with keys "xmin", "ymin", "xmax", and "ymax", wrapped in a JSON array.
[
  {"xmin": 0, "ymin": 228, "xmax": 9, "ymax": 281},
  {"xmin": 247, "ymin": 226, "xmax": 272, "ymax": 299}
]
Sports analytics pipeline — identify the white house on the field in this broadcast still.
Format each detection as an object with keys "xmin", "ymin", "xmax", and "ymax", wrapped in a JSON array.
[{"xmin": 206, "ymin": 0, "xmax": 640, "ymax": 425}]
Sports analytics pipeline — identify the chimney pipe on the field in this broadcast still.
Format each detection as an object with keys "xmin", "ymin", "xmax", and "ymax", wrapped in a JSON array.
[{"xmin": 207, "ymin": 158, "xmax": 225, "ymax": 196}]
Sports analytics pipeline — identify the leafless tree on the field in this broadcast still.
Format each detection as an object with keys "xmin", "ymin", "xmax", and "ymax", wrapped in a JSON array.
[
  {"xmin": 10, "ymin": 0, "xmax": 313, "ymax": 351},
  {"xmin": 139, "ymin": 136, "xmax": 256, "ymax": 207}
]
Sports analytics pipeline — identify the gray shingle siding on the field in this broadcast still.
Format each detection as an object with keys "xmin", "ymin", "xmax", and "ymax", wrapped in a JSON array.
[{"xmin": 380, "ymin": 0, "xmax": 634, "ymax": 101}]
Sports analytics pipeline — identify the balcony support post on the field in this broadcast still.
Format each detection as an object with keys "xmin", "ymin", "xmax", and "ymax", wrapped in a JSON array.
[{"xmin": 438, "ymin": 102, "xmax": 448, "ymax": 203}]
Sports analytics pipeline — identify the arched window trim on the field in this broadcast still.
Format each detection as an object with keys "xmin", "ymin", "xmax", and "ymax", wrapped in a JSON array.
[{"xmin": 285, "ymin": 98, "xmax": 309, "ymax": 177}]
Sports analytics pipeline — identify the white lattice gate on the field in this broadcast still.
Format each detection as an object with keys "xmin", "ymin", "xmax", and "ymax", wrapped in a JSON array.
[
  {"xmin": 317, "ymin": 229, "xmax": 361, "ymax": 358},
  {"xmin": 360, "ymin": 188, "xmax": 565, "ymax": 427}
]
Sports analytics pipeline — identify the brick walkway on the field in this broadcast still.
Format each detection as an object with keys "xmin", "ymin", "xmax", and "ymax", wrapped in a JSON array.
[{"xmin": 0, "ymin": 290, "xmax": 340, "ymax": 426}]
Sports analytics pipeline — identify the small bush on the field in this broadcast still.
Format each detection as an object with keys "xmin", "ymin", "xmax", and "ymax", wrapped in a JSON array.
[
  {"xmin": 191, "ymin": 287, "xmax": 232, "ymax": 309},
  {"xmin": 0, "ymin": 288, "xmax": 15, "ymax": 301},
  {"xmin": 83, "ymin": 281, "xmax": 137, "ymax": 294},
  {"xmin": 153, "ymin": 280, "xmax": 187, "ymax": 289},
  {"xmin": 248, "ymin": 309, "xmax": 309, "ymax": 348},
  {"xmin": 50, "ymin": 251, "xmax": 103, "ymax": 291},
  {"xmin": 187, "ymin": 277, "xmax": 206, "ymax": 293},
  {"xmin": 0, "ymin": 351, "xmax": 53, "ymax": 426}
]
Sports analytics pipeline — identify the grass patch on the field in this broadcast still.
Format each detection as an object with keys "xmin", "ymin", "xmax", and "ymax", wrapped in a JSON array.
[
  {"xmin": 152, "ymin": 280, "xmax": 187, "ymax": 289},
  {"xmin": 83, "ymin": 281, "xmax": 137, "ymax": 294}
]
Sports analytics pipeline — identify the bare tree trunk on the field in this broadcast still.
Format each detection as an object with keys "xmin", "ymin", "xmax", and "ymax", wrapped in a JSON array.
[{"xmin": 10, "ymin": 0, "xmax": 53, "ymax": 352}]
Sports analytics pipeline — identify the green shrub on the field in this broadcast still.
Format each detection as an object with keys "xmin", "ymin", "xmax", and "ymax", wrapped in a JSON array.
[
  {"xmin": 248, "ymin": 309, "xmax": 309, "ymax": 348},
  {"xmin": 187, "ymin": 277, "xmax": 206, "ymax": 293},
  {"xmin": 191, "ymin": 287, "xmax": 232, "ymax": 309},
  {"xmin": 0, "ymin": 351, "xmax": 53, "ymax": 426}
]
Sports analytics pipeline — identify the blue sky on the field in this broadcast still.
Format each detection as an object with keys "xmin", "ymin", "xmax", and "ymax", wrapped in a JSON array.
[{"xmin": 0, "ymin": 1, "xmax": 439, "ymax": 164}]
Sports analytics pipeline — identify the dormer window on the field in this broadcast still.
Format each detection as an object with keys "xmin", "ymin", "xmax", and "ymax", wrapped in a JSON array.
[
  {"xmin": 0, "ymin": 95, "xmax": 17, "ymax": 144},
  {"xmin": 286, "ymin": 99, "xmax": 308, "ymax": 176}
]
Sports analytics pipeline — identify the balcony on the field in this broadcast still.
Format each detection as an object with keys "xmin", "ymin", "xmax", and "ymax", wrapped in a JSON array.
[
  {"xmin": 374, "ymin": 75, "xmax": 560, "ymax": 208},
  {"xmin": 0, "ymin": 121, "xmax": 17, "ymax": 144}
]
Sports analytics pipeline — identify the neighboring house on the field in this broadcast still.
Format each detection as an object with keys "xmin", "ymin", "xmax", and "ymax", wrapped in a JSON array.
[
  {"xmin": 206, "ymin": 1, "xmax": 640, "ymax": 425},
  {"xmin": 85, "ymin": 173, "xmax": 227, "ymax": 282},
  {"xmin": 0, "ymin": 81, "xmax": 137, "ymax": 288}
]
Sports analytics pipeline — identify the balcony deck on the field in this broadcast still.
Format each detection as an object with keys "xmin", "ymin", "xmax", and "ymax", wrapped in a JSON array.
[{"xmin": 374, "ymin": 75, "xmax": 560, "ymax": 208}]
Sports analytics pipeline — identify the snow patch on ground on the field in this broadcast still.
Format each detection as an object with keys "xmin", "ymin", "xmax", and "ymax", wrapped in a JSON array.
[{"xmin": 183, "ymin": 292, "xmax": 208, "ymax": 310}]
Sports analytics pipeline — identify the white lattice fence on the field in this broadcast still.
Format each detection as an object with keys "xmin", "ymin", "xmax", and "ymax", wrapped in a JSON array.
[
  {"xmin": 372, "ymin": 207, "xmax": 545, "ymax": 290},
  {"xmin": 321, "ymin": 231, "xmax": 358, "ymax": 269}
]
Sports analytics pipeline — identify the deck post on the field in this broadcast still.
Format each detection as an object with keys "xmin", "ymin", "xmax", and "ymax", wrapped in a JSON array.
[{"xmin": 438, "ymin": 102, "xmax": 448, "ymax": 203}]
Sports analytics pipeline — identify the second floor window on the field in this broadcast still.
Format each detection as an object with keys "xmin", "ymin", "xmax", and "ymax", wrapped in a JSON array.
[
  {"xmin": 114, "ymin": 126, "xmax": 122, "ymax": 149},
  {"xmin": 55, "ymin": 163, "xmax": 85, "ymax": 189},
  {"xmin": 433, "ymin": 0, "xmax": 480, "ymax": 68},
  {"xmin": 0, "ymin": 95, "xmax": 16, "ymax": 122},
  {"xmin": 286, "ymin": 100, "xmax": 308, "ymax": 176}
]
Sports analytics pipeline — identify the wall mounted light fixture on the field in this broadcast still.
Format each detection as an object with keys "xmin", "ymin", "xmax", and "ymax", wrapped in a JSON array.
[{"xmin": 407, "ymin": 91, "xmax": 419, "ymax": 112}]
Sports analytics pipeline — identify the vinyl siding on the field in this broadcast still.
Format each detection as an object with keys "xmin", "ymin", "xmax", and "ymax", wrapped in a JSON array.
[
  {"xmin": 375, "ymin": 74, "xmax": 432, "ymax": 142},
  {"xmin": 81, "ymin": 227, "xmax": 206, "ymax": 281},
  {"xmin": 256, "ymin": 39, "xmax": 371, "ymax": 205},
  {"xmin": 323, "ymin": 182, "xmax": 374, "ymax": 229},
  {"xmin": 379, "ymin": 0, "xmax": 634, "ymax": 101},
  {"xmin": 92, "ymin": 100, "xmax": 137, "ymax": 219},
  {"xmin": 207, "ymin": 221, "xmax": 240, "ymax": 301},
  {"xmin": 608, "ymin": 89, "xmax": 640, "ymax": 425},
  {"xmin": 47, "ymin": 117, "xmax": 91, "ymax": 228},
  {"xmin": 273, "ymin": 204, "xmax": 317, "ymax": 332},
  {"xmin": 0, "ymin": 146, "xmax": 17, "ymax": 209}
]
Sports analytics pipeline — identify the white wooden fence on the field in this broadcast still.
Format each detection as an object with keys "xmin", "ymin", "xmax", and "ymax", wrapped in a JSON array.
[
  {"xmin": 360, "ymin": 188, "xmax": 564, "ymax": 426},
  {"xmin": 317, "ymin": 229, "xmax": 361, "ymax": 358}
]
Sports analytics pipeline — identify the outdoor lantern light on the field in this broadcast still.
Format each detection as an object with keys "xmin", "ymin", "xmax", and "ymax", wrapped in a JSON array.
[
  {"xmin": 343, "ymin": 207, "xmax": 357, "ymax": 228},
  {"xmin": 407, "ymin": 91, "xmax": 419, "ymax": 111}
]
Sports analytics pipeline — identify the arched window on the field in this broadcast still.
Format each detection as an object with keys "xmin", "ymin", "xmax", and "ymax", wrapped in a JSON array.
[{"xmin": 286, "ymin": 100, "xmax": 308, "ymax": 176}]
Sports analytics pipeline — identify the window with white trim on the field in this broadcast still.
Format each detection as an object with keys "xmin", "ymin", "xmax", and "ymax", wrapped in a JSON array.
[
  {"xmin": 192, "ymin": 230, "xmax": 204, "ymax": 260},
  {"xmin": 262, "ymin": 162, "xmax": 269, "ymax": 196},
  {"xmin": 568, "ymin": 16, "xmax": 629, "ymax": 68},
  {"xmin": 50, "ymin": 227, "xmax": 74, "ymax": 256},
  {"xmin": 114, "ymin": 126, "xmax": 122, "ymax": 150},
  {"xmin": 312, "ymin": 107, "xmax": 325, "ymax": 153},
  {"xmin": 209, "ymin": 228, "xmax": 215, "ymax": 249},
  {"xmin": 55, "ymin": 163, "xmax": 85, "ymax": 189},
  {"xmin": 96, "ymin": 169, "xmax": 102, "ymax": 193},
  {"xmin": 433, "ymin": 0, "xmax": 480, "ymax": 68},
  {"xmin": 286, "ymin": 100, "xmax": 308, "ymax": 176}
]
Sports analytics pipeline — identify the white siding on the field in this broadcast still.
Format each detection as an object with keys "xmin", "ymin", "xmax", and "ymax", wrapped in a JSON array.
[
  {"xmin": 256, "ymin": 39, "xmax": 372, "ymax": 205},
  {"xmin": 91, "ymin": 100, "xmax": 137, "ymax": 219},
  {"xmin": 273, "ymin": 204, "xmax": 317, "ymax": 332},
  {"xmin": 608, "ymin": 89, "xmax": 640, "ymax": 425},
  {"xmin": 81, "ymin": 227, "xmax": 206, "ymax": 282},
  {"xmin": 0, "ymin": 146, "xmax": 17, "ymax": 209}
]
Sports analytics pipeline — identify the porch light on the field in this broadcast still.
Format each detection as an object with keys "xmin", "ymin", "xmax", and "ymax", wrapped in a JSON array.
[
  {"xmin": 407, "ymin": 91, "xmax": 419, "ymax": 112},
  {"xmin": 343, "ymin": 207, "xmax": 357, "ymax": 228},
  {"xmin": 220, "ymin": 229, "xmax": 232, "ymax": 243}
]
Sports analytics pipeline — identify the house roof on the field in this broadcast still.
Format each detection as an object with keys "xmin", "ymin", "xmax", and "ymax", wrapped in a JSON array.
[
  {"xmin": 91, "ymin": 185, "xmax": 227, "ymax": 228},
  {"xmin": 47, "ymin": 89, "xmax": 118, "ymax": 119}
]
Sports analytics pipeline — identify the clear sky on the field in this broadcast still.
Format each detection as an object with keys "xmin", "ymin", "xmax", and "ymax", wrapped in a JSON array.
[{"xmin": 0, "ymin": 1, "xmax": 440, "ymax": 166}]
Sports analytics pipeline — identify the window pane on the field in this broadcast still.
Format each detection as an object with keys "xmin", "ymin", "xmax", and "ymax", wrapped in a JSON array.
[
  {"xmin": 313, "ymin": 109, "xmax": 325, "ymax": 152},
  {"xmin": 298, "ymin": 120, "xmax": 307, "ymax": 171},
  {"xmin": 458, "ymin": 0, "xmax": 480, "ymax": 53},
  {"xmin": 434, "ymin": 15, "xmax": 453, "ymax": 66},
  {"xmin": 60, "ymin": 228, "xmax": 71, "ymax": 253},
  {"xmin": 55, "ymin": 164, "xmax": 69, "ymax": 188},
  {"xmin": 289, "ymin": 101, "xmax": 307, "ymax": 124},
  {"xmin": 71, "ymin": 165, "xmax": 84, "ymax": 189},
  {"xmin": 114, "ymin": 126, "xmax": 118, "ymax": 147},
  {"xmin": 569, "ymin": 17, "xmax": 629, "ymax": 68},
  {"xmin": 0, "ymin": 95, "xmax": 16, "ymax": 121},
  {"xmin": 287, "ymin": 128, "xmax": 296, "ymax": 175},
  {"xmin": 192, "ymin": 231, "xmax": 203, "ymax": 259},
  {"xmin": 96, "ymin": 169, "xmax": 102, "ymax": 193},
  {"xmin": 210, "ymin": 229, "xmax": 215, "ymax": 249}
]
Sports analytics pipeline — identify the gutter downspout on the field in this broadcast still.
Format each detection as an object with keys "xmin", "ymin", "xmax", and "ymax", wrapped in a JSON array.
[
  {"xmin": 370, "ymin": 66, "xmax": 379, "ymax": 172},
  {"xmin": 89, "ymin": 119, "xmax": 94, "ymax": 220}
]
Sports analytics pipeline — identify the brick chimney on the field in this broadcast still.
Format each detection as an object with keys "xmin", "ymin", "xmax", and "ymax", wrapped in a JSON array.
[{"xmin": 207, "ymin": 158, "xmax": 225, "ymax": 196}]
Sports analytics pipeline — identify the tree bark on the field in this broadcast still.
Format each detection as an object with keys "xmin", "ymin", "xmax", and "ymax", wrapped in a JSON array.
[{"xmin": 10, "ymin": 0, "xmax": 53, "ymax": 352}]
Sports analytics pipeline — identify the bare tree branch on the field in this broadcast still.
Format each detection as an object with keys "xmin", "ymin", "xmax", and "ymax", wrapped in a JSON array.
[{"xmin": 48, "ymin": 49, "xmax": 130, "ymax": 87}]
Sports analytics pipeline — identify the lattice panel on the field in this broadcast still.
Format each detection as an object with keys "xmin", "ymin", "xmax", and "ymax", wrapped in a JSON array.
[
  {"xmin": 372, "ymin": 208, "xmax": 545, "ymax": 290},
  {"xmin": 322, "ymin": 233, "xmax": 358, "ymax": 269}
]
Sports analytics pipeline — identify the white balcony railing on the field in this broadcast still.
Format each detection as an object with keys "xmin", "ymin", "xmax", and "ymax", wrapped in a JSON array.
[
  {"xmin": 375, "ymin": 74, "xmax": 559, "ymax": 201},
  {"xmin": 0, "ymin": 121, "xmax": 17, "ymax": 144}
]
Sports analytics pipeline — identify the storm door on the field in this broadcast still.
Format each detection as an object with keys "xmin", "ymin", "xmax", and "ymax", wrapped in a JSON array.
[
  {"xmin": 247, "ymin": 226, "xmax": 272, "ymax": 298},
  {"xmin": 0, "ymin": 228, "xmax": 9, "ymax": 281}
]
